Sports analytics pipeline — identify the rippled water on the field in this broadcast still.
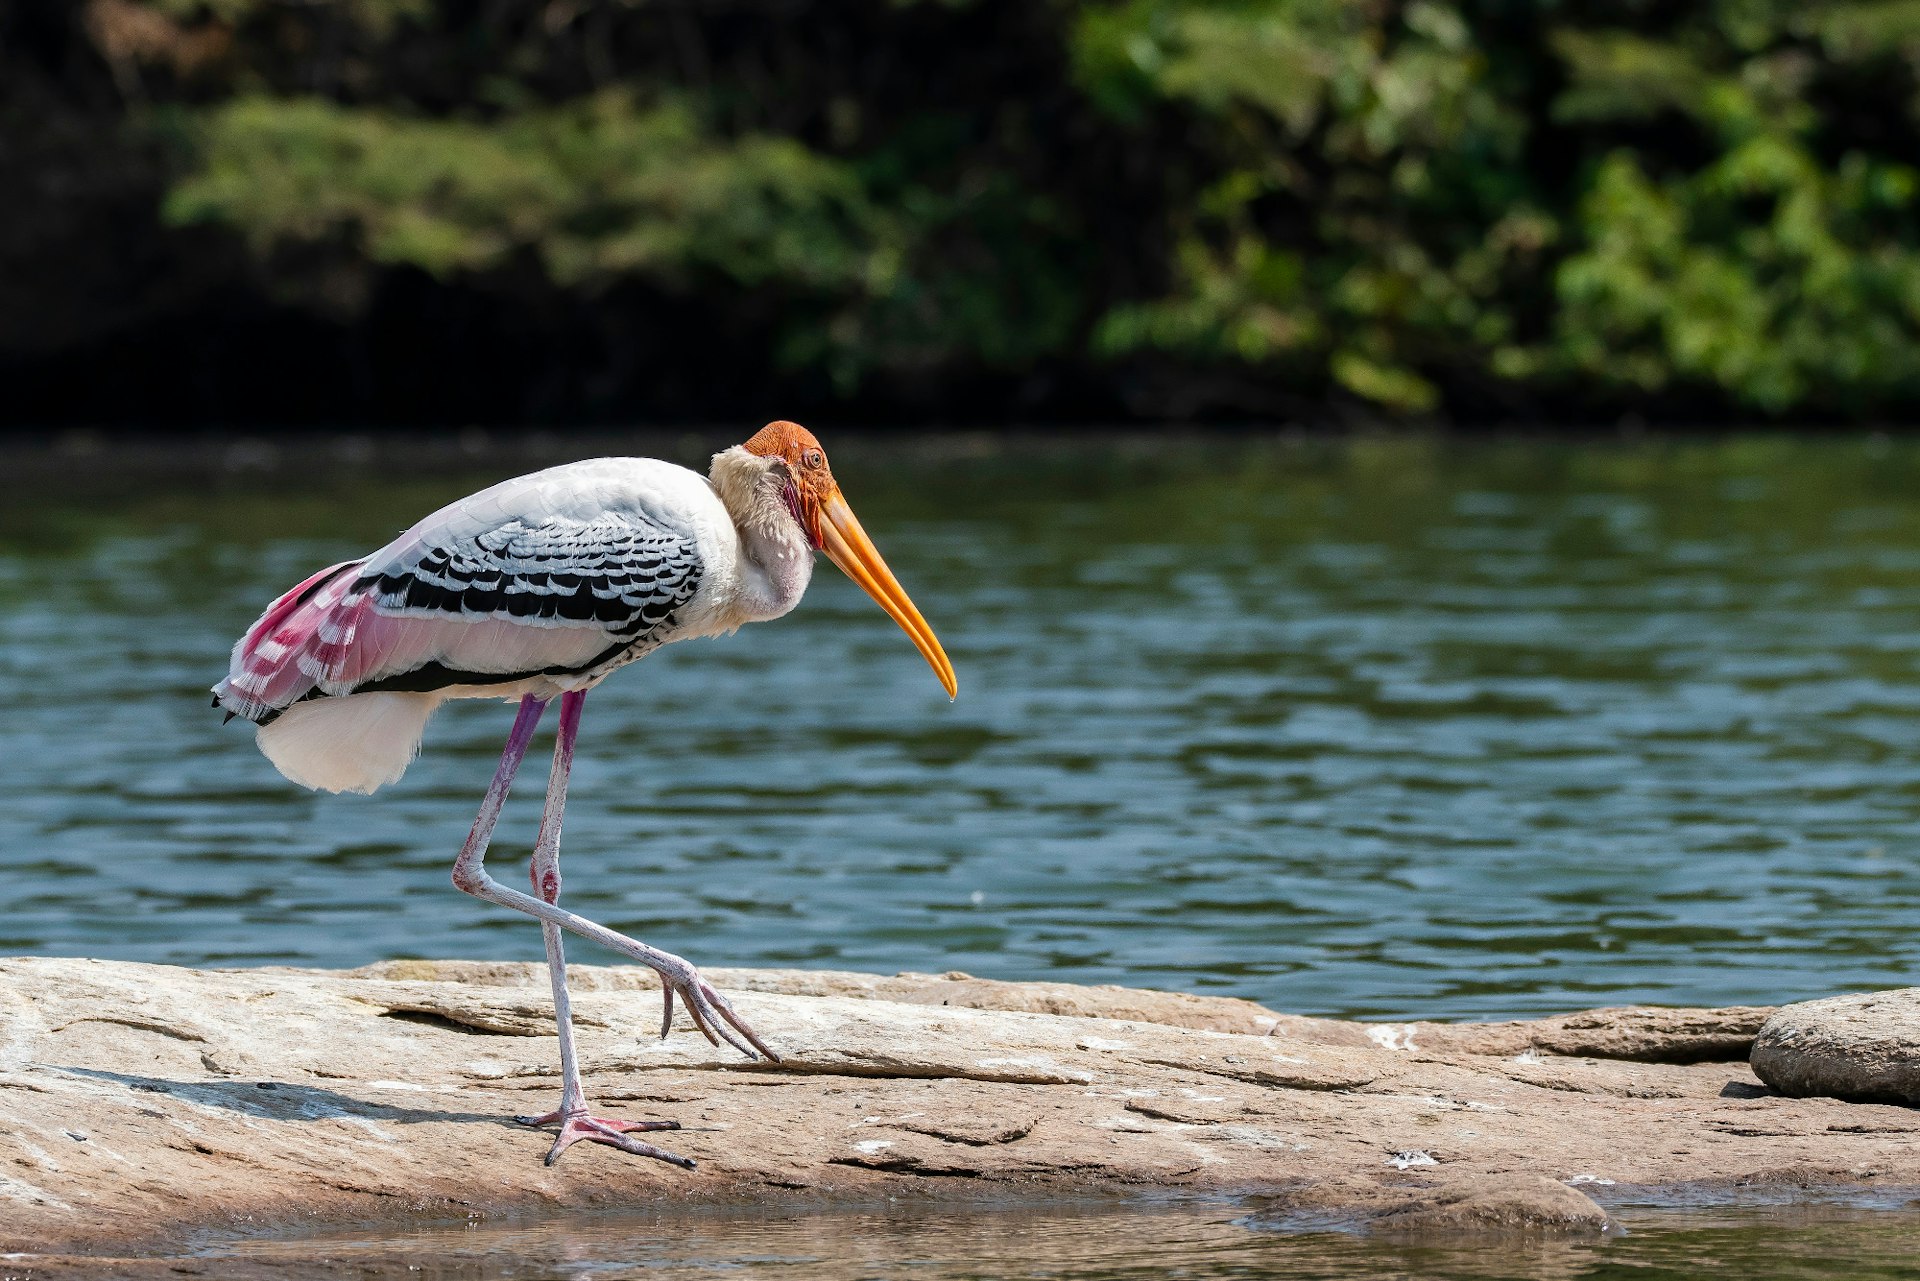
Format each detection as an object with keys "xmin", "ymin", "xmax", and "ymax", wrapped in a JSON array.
[
  {"xmin": 4, "ymin": 432, "xmax": 1919, "ymax": 1020},
  {"xmin": 211, "ymin": 1197, "xmax": 1920, "ymax": 1279}
]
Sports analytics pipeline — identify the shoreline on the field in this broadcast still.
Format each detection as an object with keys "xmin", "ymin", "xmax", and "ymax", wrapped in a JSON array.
[{"xmin": 3, "ymin": 957, "xmax": 1916, "ymax": 1264}]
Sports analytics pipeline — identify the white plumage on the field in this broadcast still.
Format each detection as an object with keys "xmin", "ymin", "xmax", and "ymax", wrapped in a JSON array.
[
  {"xmin": 257, "ymin": 691, "xmax": 441, "ymax": 794},
  {"xmin": 216, "ymin": 451, "xmax": 798, "ymax": 794}
]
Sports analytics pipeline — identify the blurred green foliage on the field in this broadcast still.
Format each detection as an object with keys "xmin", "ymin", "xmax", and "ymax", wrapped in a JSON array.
[
  {"xmin": 1545, "ymin": 19, "xmax": 1920, "ymax": 415},
  {"xmin": 168, "ymin": 93, "xmax": 887, "ymax": 291},
  {"xmin": 32, "ymin": 0, "xmax": 1920, "ymax": 420},
  {"xmin": 1069, "ymin": 0, "xmax": 1920, "ymax": 416}
]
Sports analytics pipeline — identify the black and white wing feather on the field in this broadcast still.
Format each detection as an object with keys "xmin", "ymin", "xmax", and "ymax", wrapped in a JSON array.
[
  {"xmin": 364, "ymin": 510, "xmax": 702, "ymax": 642},
  {"xmin": 216, "ymin": 459, "xmax": 714, "ymax": 720}
]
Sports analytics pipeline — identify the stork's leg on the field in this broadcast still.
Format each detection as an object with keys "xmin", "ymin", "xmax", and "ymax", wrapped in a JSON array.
[
  {"xmin": 451, "ymin": 698, "xmax": 778, "ymax": 1062},
  {"xmin": 513, "ymin": 691, "xmax": 690, "ymax": 1168}
]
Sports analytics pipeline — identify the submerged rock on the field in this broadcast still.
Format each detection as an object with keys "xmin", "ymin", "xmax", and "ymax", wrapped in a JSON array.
[
  {"xmin": 2, "ymin": 958, "xmax": 1915, "ymax": 1263},
  {"xmin": 1751, "ymin": 989, "xmax": 1920, "ymax": 1105},
  {"xmin": 1251, "ymin": 1173, "xmax": 1610, "ymax": 1235}
]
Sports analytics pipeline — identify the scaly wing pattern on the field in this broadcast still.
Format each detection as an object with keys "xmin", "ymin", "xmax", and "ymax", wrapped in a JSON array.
[{"xmin": 215, "ymin": 473, "xmax": 704, "ymax": 724}]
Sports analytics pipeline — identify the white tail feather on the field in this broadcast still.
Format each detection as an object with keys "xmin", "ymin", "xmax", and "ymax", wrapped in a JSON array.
[{"xmin": 256, "ymin": 692, "xmax": 440, "ymax": 794}]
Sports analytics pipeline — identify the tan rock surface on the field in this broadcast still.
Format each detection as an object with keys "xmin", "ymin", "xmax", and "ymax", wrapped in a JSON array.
[
  {"xmin": 343, "ymin": 959, "xmax": 1772, "ymax": 1060},
  {"xmin": 2, "ymin": 957, "xmax": 1915, "ymax": 1263},
  {"xmin": 1751, "ymin": 989, "xmax": 1920, "ymax": 1105}
]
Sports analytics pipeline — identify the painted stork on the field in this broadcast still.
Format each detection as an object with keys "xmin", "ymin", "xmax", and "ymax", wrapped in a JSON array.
[{"xmin": 212, "ymin": 421, "xmax": 955, "ymax": 1166}]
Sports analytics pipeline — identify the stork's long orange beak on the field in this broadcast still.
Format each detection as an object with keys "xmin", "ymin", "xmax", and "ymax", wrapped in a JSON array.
[{"xmin": 817, "ymin": 491, "xmax": 957, "ymax": 699}]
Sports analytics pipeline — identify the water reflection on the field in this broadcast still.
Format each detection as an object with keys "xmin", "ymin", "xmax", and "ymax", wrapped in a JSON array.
[
  {"xmin": 3, "ymin": 434, "xmax": 1918, "ymax": 1019},
  {"xmin": 211, "ymin": 1199, "xmax": 1920, "ymax": 1280}
]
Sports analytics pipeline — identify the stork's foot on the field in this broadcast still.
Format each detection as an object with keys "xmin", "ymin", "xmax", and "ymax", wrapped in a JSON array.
[
  {"xmin": 651, "ymin": 952, "xmax": 781, "ymax": 1063},
  {"xmin": 517, "ymin": 1109, "xmax": 692, "ymax": 1169}
]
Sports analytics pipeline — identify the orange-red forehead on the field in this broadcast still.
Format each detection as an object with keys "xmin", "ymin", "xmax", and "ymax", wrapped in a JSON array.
[{"xmin": 743, "ymin": 419, "xmax": 824, "ymax": 462}]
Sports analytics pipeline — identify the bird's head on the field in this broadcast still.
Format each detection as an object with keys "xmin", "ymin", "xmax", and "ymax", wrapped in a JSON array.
[{"xmin": 743, "ymin": 421, "xmax": 957, "ymax": 699}]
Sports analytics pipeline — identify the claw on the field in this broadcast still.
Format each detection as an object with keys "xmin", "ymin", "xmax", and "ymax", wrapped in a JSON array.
[
  {"xmin": 520, "ymin": 1110, "xmax": 692, "ymax": 1168},
  {"xmin": 648, "ymin": 957, "xmax": 778, "ymax": 1063}
]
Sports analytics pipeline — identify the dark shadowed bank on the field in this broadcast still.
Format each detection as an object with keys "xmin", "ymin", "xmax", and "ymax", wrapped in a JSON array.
[{"xmin": 4, "ymin": 0, "xmax": 1919, "ymax": 429}]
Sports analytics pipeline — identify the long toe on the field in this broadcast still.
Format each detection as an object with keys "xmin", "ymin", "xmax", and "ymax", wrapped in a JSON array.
[
  {"xmin": 652, "ymin": 956, "xmax": 780, "ymax": 1062},
  {"xmin": 540, "ymin": 1113, "xmax": 693, "ymax": 1169}
]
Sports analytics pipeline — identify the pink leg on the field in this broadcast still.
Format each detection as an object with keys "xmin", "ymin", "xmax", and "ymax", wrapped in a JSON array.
[
  {"xmin": 451, "ymin": 709, "xmax": 776, "ymax": 1064},
  {"xmin": 514, "ymin": 691, "xmax": 689, "ymax": 1168},
  {"xmin": 450, "ymin": 696, "xmax": 777, "ymax": 1166},
  {"xmin": 452, "ymin": 699, "xmax": 776, "ymax": 1063},
  {"xmin": 450, "ymin": 694, "xmax": 548, "ymax": 877}
]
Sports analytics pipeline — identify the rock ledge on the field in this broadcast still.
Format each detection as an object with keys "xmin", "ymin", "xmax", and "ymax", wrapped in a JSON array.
[{"xmin": 3, "ymin": 958, "xmax": 1917, "ymax": 1262}]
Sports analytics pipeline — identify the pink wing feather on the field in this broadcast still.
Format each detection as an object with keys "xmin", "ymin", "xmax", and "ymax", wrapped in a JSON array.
[{"xmin": 215, "ymin": 560, "xmax": 367, "ymax": 720}]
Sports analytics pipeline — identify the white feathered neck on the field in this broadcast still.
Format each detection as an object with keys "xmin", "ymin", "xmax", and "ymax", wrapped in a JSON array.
[{"xmin": 707, "ymin": 445, "xmax": 815, "ymax": 625}]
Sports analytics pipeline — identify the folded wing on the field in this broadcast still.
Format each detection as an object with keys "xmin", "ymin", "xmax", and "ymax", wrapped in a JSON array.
[{"xmin": 214, "ymin": 472, "xmax": 705, "ymax": 727}]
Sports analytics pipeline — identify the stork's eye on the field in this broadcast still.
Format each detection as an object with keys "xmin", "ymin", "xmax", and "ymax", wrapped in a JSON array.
[{"xmin": 803, "ymin": 449, "xmax": 825, "ymax": 469}]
